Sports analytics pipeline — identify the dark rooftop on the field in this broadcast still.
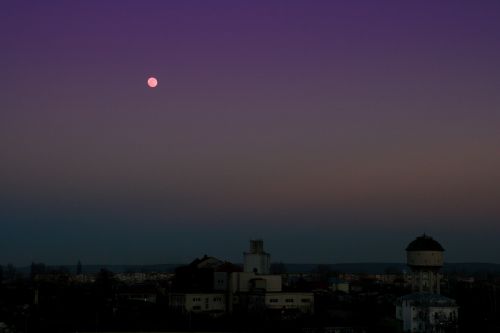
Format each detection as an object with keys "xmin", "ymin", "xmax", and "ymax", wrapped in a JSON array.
[{"xmin": 406, "ymin": 234, "xmax": 445, "ymax": 252}]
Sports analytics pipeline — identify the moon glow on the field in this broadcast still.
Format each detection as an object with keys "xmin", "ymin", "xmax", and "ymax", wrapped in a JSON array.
[{"xmin": 147, "ymin": 77, "xmax": 158, "ymax": 88}]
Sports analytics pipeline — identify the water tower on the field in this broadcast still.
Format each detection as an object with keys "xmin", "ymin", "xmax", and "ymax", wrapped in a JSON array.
[{"xmin": 406, "ymin": 234, "xmax": 444, "ymax": 294}]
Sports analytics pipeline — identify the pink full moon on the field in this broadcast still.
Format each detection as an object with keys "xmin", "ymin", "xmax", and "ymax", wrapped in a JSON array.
[{"xmin": 147, "ymin": 77, "xmax": 158, "ymax": 88}]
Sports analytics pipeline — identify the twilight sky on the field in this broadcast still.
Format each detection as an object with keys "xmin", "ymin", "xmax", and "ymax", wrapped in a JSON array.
[{"xmin": 1, "ymin": 1, "xmax": 500, "ymax": 265}]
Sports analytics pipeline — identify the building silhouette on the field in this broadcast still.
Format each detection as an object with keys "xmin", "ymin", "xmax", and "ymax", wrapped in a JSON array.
[{"xmin": 396, "ymin": 234, "xmax": 458, "ymax": 333}]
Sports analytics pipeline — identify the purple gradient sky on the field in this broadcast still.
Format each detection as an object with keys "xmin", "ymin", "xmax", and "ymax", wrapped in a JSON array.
[{"xmin": 1, "ymin": 1, "xmax": 500, "ymax": 265}]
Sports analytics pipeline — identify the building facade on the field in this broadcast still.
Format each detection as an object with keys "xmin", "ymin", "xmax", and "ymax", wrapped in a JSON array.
[
  {"xmin": 396, "ymin": 293, "xmax": 458, "ymax": 333},
  {"xmin": 169, "ymin": 293, "xmax": 226, "ymax": 314},
  {"xmin": 243, "ymin": 239, "xmax": 271, "ymax": 274}
]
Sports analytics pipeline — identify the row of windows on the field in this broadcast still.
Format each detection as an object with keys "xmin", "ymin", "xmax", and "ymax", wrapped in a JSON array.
[
  {"xmin": 269, "ymin": 298, "xmax": 311, "ymax": 303},
  {"xmin": 192, "ymin": 297, "xmax": 224, "ymax": 302}
]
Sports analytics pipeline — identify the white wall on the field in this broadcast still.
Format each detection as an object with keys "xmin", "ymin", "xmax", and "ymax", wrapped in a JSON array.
[
  {"xmin": 407, "ymin": 251, "xmax": 443, "ymax": 267},
  {"xmin": 264, "ymin": 292, "xmax": 314, "ymax": 313},
  {"xmin": 229, "ymin": 272, "xmax": 282, "ymax": 293},
  {"xmin": 169, "ymin": 293, "xmax": 226, "ymax": 313},
  {"xmin": 244, "ymin": 252, "xmax": 271, "ymax": 274},
  {"xmin": 399, "ymin": 299, "xmax": 458, "ymax": 332}
]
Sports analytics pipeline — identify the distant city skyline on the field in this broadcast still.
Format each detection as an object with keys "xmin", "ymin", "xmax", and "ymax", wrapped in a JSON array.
[
  {"xmin": 3, "ymin": 227, "xmax": 500, "ymax": 266},
  {"xmin": 1, "ymin": 1, "xmax": 500, "ymax": 265}
]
